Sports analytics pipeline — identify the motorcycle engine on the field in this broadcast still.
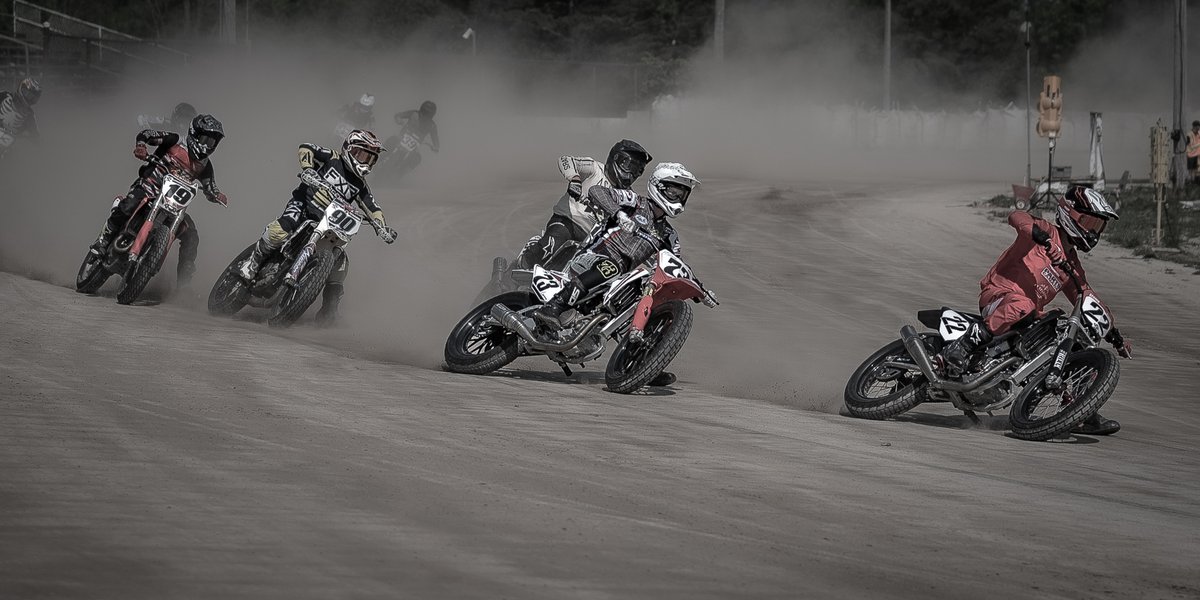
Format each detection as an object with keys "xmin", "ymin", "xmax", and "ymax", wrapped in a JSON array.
[
  {"xmin": 561, "ymin": 333, "xmax": 605, "ymax": 363},
  {"xmin": 961, "ymin": 358, "xmax": 1016, "ymax": 407}
]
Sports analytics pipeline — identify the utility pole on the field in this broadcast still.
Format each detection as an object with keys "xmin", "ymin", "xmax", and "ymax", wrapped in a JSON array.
[
  {"xmin": 714, "ymin": 0, "xmax": 725, "ymax": 62},
  {"xmin": 1172, "ymin": 0, "xmax": 1188, "ymax": 189},
  {"xmin": 220, "ymin": 0, "xmax": 237, "ymax": 45},
  {"xmin": 883, "ymin": 0, "xmax": 891, "ymax": 110},
  {"xmin": 1022, "ymin": 0, "xmax": 1032, "ymax": 187}
]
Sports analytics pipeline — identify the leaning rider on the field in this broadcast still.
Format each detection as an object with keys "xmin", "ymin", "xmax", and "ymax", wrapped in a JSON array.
[
  {"xmin": 238, "ymin": 129, "xmax": 398, "ymax": 325},
  {"xmin": 941, "ymin": 186, "xmax": 1132, "ymax": 435}
]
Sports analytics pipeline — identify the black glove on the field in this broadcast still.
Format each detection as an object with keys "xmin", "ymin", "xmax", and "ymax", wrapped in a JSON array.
[
  {"xmin": 567, "ymin": 178, "xmax": 582, "ymax": 200},
  {"xmin": 1031, "ymin": 224, "xmax": 1051, "ymax": 246},
  {"xmin": 1105, "ymin": 328, "xmax": 1133, "ymax": 359}
]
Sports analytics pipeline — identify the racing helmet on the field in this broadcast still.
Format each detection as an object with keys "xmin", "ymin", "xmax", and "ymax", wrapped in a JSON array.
[
  {"xmin": 342, "ymin": 129, "xmax": 386, "ymax": 179},
  {"xmin": 186, "ymin": 114, "xmax": 224, "ymax": 161},
  {"xmin": 17, "ymin": 78, "xmax": 41, "ymax": 106},
  {"xmin": 419, "ymin": 100, "xmax": 437, "ymax": 118},
  {"xmin": 358, "ymin": 93, "xmax": 375, "ymax": 111},
  {"xmin": 1056, "ymin": 186, "xmax": 1118, "ymax": 252},
  {"xmin": 604, "ymin": 139, "xmax": 652, "ymax": 190},
  {"xmin": 647, "ymin": 162, "xmax": 700, "ymax": 218},
  {"xmin": 171, "ymin": 102, "xmax": 197, "ymax": 127}
]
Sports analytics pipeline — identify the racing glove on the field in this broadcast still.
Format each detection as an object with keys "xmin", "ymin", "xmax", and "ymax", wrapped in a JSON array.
[
  {"xmin": 567, "ymin": 177, "xmax": 583, "ymax": 200},
  {"xmin": 211, "ymin": 192, "xmax": 229, "ymax": 206},
  {"xmin": 133, "ymin": 142, "xmax": 149, "ymax": 161},
  {"xmin": 616, "ymin": 211, "xmax": 637, "ymax": 234},
  {"xmin": 1106, "ymin": 328, "xmax": 1133, "ymax": 359},
  {"xmin": 701, "ymin": 289, "xmax": 719, "ymax": 308},
  {"xmin": 379, "ymin": 226, "xmax": 398, "ymax": 244}
]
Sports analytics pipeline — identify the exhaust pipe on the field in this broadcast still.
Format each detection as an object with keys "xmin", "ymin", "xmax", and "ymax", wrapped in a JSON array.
[
  {"xmin": 491, "ymin": 304, "xmax": 609, "ymax": 353},
  {"xmin": 900, "ymin": 325, "xmax": 944, "ymax": 387},
  {"xmin": 900, "ymin": 325, "xmax": 1022, "ymax": 393}
]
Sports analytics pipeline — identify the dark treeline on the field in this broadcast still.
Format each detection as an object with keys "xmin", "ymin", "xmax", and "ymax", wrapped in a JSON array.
[{"xmin": 24, "ymin": 0, "xmax": 1153, "ymax": 106}]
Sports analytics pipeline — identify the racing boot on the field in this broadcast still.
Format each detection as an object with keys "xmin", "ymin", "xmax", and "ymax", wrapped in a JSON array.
[
  {"xmin": 648, "ymin": 372, "xmax": 677, "ymax": 386},
  {"xmin": 89, "ymin": 223, "xmax": 115, "ymax": 257},
  {"xmin": 238, "ymin": 239, "xmax": 270, "ymax": 281},
  {"xmin": 532, "ymin": 281, "xmax": 582, "ymax": 330},
  {"xmin": 941, "ymin": 321, "xmax": 992, "ymax": 376},
  {"xmin": 315, "ymin": 282, "xmax": 344, "ymax": 327},
  {"xmin": 1072, "ymin": 412, "xmax": 1120, "ymax": 436}
]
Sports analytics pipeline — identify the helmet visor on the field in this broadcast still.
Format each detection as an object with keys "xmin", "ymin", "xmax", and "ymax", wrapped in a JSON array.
[
  {"xmin": 349, "ymin": 146, "xmax": 379, "ymax": 168},
  {"xmin": 660, "ymin": 182, "xmax": 690, "ymax": 206},
  {"xmin": 1077, "ymin": 212, "xmax": 1108, "ymax": 236},
  {"xmin": 613, "ymin": 151, "xmax": 647, "ymax": 178},
  {"xmin": 193, "ymin": 133, "xmax": 221, "ymax": 151}
]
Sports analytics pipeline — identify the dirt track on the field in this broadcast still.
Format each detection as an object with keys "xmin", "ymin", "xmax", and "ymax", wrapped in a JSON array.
[{"xmin": 2, "ymin": 180, "xmax": 1198, "ymax": 599}]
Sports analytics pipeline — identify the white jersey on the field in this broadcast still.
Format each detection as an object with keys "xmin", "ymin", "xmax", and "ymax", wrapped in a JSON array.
[{"xmin": 552, "ymin": 155, "xmax": 613, "ymax": 230}]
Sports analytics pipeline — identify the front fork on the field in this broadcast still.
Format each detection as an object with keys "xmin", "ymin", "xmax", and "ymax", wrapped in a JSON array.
[
  {"xmin": 628, "ymin": 284, "xmax": 658, "ymax": 343},
  {"xmin": 285, "ymin": 231, "xmax": 322, "ymax": 285},
  {"xmin": 1043, "ymin": 316, "xmax": 1084, "ymax": 391}
]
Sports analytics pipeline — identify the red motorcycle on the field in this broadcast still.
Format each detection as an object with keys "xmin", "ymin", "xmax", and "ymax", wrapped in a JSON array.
[{"xmin": 76, "ymin": 155, "xmax": 218, "ymax": 304}]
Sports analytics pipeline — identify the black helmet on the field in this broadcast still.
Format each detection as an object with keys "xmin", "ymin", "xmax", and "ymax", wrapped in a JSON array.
[
  {"xmin": 419, "ymin": 100, "xmax": 437, "ymax": 118},
  {"xmin": 604, "ymin": 139, "xmax": 652, "ymax": 189},
  {"xmin": 17, "ymin": 77, "xmax": 40, "ymax": 106},
  {"xmin": 187, "ymin": 114, "xmax": 224, "ymax": 161},
  {"xmin": 171, "ymin": 102, "xmax": 197, "ymax": 126}
]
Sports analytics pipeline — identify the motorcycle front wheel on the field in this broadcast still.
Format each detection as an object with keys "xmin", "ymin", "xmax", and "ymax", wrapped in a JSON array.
[
  {"xmin": 116, "ymin": 225, "xmax": 170, "ymax": 305},
  {"xmin": 444, "ymin": 292, "xmax": 537, "ymax": 375},
  {"xmin": 604, "ymin": 300, "xmax": 693, "ymax": 394},
  {"xmin": 267, "ymin": 246, "xmax": 335, "ymax": 328},
  {"xmin": 1008, "ymin": 348, "xmax": 1120, "ymax": 441}
]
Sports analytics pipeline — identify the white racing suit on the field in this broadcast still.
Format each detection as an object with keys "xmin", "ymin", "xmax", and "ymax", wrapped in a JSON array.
[{"xmin": 513, "ymin": 155, "xmax": 616, "ymax": 269}]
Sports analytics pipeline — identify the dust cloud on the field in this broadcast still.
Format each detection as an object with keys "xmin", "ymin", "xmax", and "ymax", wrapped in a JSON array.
[{"xmin": 0, "ymin": 3, "xmax": 1191, "ymax": 410}]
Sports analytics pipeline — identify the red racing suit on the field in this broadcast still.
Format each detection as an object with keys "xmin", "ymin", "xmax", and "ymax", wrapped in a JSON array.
[{"xmin": 978, "ymin": 211, "xmax": 1106, "ymax": 335}]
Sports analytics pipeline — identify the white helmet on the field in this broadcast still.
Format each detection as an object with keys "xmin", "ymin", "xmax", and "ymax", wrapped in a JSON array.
[
  {"xmin": 646, "ymin": 162, "xmax": 699, "ymax": 218},
  {"xmin": 358, "ymin": 93, "xmax": 375, "ymax": 108}
]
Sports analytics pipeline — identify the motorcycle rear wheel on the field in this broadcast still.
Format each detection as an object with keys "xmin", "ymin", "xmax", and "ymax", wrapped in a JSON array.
[
  {"xmin": 268, "ymin": 246, "xmax": 335, "ymax": 328},
  {"xmin": 207, "ymin": 243, "xmax": 255, "ymax": 316},
  {"xmin": 1008, "ymin": 348, "xmax": 1119, "ymax": 441},
  {"xmin": 76, "ymin": 250, "xmax": 111, "ymax": 294},
  {"xmin": 843, "ymin": 338, "xmax": 930, "ymax": 419},
  {"xmin": 605, "ymin": 300, "xmax": 693, "ymax": 394},
  {"xmin": 444, "ymin": 292, "xmax": 536, "ymax": 375},
  {"xmin": 116, "ymin": 225, "xmax": 169, "ymax": 305}
]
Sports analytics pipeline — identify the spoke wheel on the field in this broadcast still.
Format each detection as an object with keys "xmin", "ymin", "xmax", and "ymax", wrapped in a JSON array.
[
  {"xmin": 843, "ymin": 337, "xmax": 931, "ymax": 419},
  {"xmin": 1009, "ymin": 348, "xmax": 1120, "ymax": 441}
]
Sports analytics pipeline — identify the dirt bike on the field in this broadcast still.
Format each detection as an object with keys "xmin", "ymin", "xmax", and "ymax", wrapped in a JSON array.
[
  {"xmin": 207, "ymin": 179, "xmax": 389, "ymax": 328},
  {"xmin": 76, "ymin": 155, "xmax": 211, "ymax": 304},
  {"xmin": 445, "ymin": 233, "xmax": 719, "ymax": 393},
  {"xmin": 844, "ymin": 231, "xmax": 1123, "ymax": 441}
]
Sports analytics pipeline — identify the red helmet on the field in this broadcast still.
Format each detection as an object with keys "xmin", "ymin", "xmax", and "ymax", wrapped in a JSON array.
[{"xmin": 1056, "ymin": 186, "xmax": 1118, "ymax": 252}]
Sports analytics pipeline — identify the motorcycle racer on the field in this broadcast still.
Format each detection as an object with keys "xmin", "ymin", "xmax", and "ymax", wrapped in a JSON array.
[
  {"xmin": 534, "ymin": 162, "xmax": 715, "ymax": 324},
  {"xmin": 137, "ymin": 102, "xmax": 197, "ymax": 133},
  {"xmin": 237, "ymin": 129, "xmax": 398, "ymax": 325},
  {"xmin": 387, "ymin": 100, "xmax": 439, "ymax": 175},
  {"xmin": 0, "ymin": 78, "xmax": 41, "ymax": 156},
  {"xmin": 88, "ymin": 114, "xmax": 228, "ymax": 292},
  {"xmin": 338, "ymin": 93, "xmax": 376, "ymax": 130},
  {"xmin": 942, "ymin": 186, "xmax": 1132, "ymax": 435},
  {"xmin": 512, "ymin": 139, "xmax": 653, "ymax": 270}
]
